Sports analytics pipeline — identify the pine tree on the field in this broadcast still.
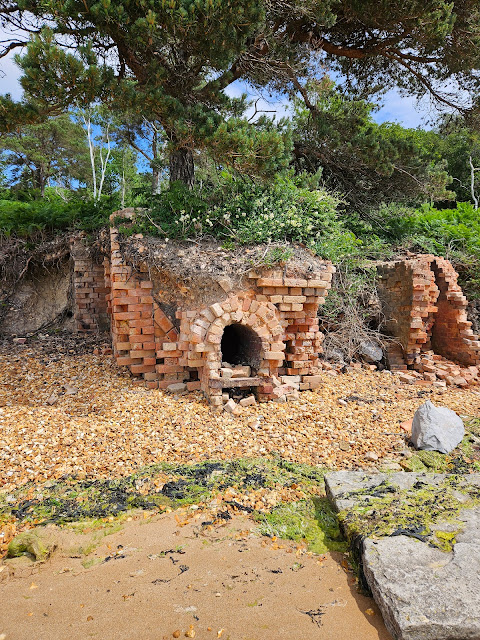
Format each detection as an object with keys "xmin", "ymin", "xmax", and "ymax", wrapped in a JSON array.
[
  {"xmin": 1, "ymin": 1, "xmax": 480, "ymax": 185},
  {"xmin": 0, "ymin": 114, "xmax": 89, "ymax": 196},
  {"xmin": 292, "ymin": 79, "xmax": 455, "ymax": 211}
]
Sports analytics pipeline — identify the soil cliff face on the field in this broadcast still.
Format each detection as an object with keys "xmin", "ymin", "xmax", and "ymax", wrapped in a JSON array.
[{"xmin": 0, "ymin": 259, "xmax": 73, "ymax": 335}]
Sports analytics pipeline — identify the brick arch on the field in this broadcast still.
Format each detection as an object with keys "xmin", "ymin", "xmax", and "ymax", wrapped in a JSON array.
[
  {"xmin": 192, "ymin": 295, "xmax": 284, "ymax": 363},
  {"xmin": 190, "ymin": 294, "xmax": 285, "ymax": 401}
]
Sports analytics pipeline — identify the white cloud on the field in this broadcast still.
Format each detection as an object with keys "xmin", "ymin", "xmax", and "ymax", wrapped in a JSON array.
[{"xmin": 373, "ymin": 90, "xmax": 426, "ymax": 127}]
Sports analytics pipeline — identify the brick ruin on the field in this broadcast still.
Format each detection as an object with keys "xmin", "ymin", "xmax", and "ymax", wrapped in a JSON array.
[
  {"xmin": 69, "ymin": 212, "xmax": 480, "ymax": 398},
  {"xmin": 71, "ymin": 210, "xmax": 335, "ymax": 404},
  {"xmin": 70, "ymin": 239, "xmax": 110, "ymax": 333},
  {"xmin": 377, "ymin": 254, "xmax": 480, "ymax": 387}
]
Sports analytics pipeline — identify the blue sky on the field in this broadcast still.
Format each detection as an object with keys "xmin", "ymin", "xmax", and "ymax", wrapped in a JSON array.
[{"xmin": 0, "ymin": 46, "xmax": 430, "ymax": 129}]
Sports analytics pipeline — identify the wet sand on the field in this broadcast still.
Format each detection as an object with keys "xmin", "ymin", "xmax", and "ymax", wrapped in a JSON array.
[{"xmin": 0, "ymin": 511, "xmax": 391, "ymax": 640}]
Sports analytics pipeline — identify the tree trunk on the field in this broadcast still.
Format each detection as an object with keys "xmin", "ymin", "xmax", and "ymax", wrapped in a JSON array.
[
  {"xmin": 152, "ymin": 167, "xmax": 162, "ymax": 195},
  {"xmin": 36, "ymin": 167, "xmax": 46, "ymax": 197},
  {"xmin": 169, "ymin": 147, "xmax": 194, "ymax": 188}
]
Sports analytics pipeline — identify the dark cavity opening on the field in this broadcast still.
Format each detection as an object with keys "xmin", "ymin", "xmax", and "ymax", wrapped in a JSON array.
[{"xmin": 221, "ymin": 323, "xmax": 262, "ymax": 370}]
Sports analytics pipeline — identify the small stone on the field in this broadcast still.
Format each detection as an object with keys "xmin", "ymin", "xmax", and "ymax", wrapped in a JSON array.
[
  {"xmin": 380, "ymin": 461, "xmax": 402, "ymax": 472},
  {"xmin": 223, "ymin": 399, "xmax": 237, "ymax": 414},
  {"xmin": 13, "ymin": 337, "xmax": 27, "ymax": 344},
  {"xmin": 365, "ymin": 452, "xmax": 378, "ymax": 462},
  {"xmin": 64, "ymin": 384, "xmax": 78, "ymax": 395},
  {"xmin": 217, "ymin": 277, "xmax": 232, "ymax": 293},
  {"xmin": 240, "ymin": 395, "xmax": 256, "ymax": 407},
  {"xmin": 399, "ymin": 418, "xmax": 413, "ymax": 433},
  {"xmin": 398, "ymin": 373, "xmax": 416, "ymax": 384},
  {"xmin": 231, "ymin": 366, "xmax": 251, "ymax": 378},
  {"xmin": 358, "ymin": 340, "xmax": 383, "ymax": 363},
  {"xmin": 166, "ymin": 383, "xmax": 187, "ymax": 393}
]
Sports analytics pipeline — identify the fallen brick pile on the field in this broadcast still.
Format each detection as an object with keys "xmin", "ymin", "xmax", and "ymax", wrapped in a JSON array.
[{"xmin": 397, "ymin": 353, "xmax": 479, "ymax": 388}]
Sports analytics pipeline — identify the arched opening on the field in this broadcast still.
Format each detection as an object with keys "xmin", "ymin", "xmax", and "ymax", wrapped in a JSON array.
[{"xmin": 221, "ymin": 323, "xmax": 262, "ymax": 371}]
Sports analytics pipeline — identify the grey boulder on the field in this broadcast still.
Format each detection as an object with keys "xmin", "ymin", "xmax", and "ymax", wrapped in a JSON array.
[
  {"xmin": 411, "ymin": 400, "xmax": 464, "ymax": 454},
  {"xmin": 358, "ymin": 340, "xmax": 384, "ymax": 363},
  {"xmin": 363, "ymin": 511, "xmax": 480, "ymax": 640}
]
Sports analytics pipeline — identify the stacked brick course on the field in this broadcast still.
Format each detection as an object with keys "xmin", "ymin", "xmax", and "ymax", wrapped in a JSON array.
[
  {"xmin": 378, "ymin": 254, "xmax": 480, "ymax": 386},
  {"xmin": 71, "ymin": 238, "xmax": 109, "ymax": 333},
  {"xmin": 106, "ymin": 212, "xmax": 181, "ymax": 390}
]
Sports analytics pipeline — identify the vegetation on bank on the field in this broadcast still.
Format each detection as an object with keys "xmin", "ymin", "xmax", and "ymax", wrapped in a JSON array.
[{"xmin": 2, "ymin": 180, "xmax": 480, "ymax": 296}]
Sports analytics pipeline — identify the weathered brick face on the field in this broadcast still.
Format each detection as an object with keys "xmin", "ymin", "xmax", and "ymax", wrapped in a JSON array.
[
  {"xmin": 95, "ymin": 209, "xmax": 336, "ymax": 403},
  {"xmin": 378, "ymin": 254, "xmax": 480, "ymax": 386},
  {"xmin": 71, "ymin": 238, "xmax": 110, "ymax": 333}
]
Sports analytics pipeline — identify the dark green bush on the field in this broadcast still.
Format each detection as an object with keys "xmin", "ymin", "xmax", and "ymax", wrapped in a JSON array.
[{"xmin": 0, "ymin": 195, "xmax": 114, "ymax": 237}]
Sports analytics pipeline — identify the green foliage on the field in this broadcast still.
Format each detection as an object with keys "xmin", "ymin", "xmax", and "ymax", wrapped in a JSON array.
[
  {"xmin": 128, "ymin": 174, "xmax": 359, "ymax": 260},
  {"xmin": 0, "ymin": 114, "xmax": 89, "ymax": 196},
  {"xmin": 0, "ymin": 195, "xmax": 113, "ymax": 237},
  {"xmin": 3, "ymin": 0, "xmax": 480, "ymax": 184},
  {"xmin": 257, "ymin": 498, "xmax": 347, "ymax": 554},
  {"xmin": 340, "ymin": 199, "xmax": 480, "ymax": 297},
  {"xmin": 407, "ymin": 202, "xmax": 480, "ymax": 258},
  {"xmin": 258, "ymin": 246, "xmax": 294, "ymax": 268},
  {"xmin": 292, "ymin": 79, "xmax": 455, "ymax": 213},
  {"xmin": 435, "ymin": 113, "xmax": 480, "ymax": 204}
]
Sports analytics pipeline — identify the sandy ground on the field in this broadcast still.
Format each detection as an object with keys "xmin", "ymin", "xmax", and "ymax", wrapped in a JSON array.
[
  {"xmin": 0, "ymin": 511, "xmax": 391, "ymax": 640},
  {"xmin": 1, "ymin": 337, "xmax": 479, "ymax": 639}
]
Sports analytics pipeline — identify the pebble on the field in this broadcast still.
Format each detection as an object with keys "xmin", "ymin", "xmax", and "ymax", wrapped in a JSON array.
[{"xmin": 0, "ymin": 342, "xmax": 478, "ymax": 493}]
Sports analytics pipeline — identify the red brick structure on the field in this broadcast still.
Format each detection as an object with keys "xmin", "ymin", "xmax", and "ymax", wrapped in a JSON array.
[
  {"xmin": 66, "ymin": 212, "xmax": 336, "ymax": 403},
  {"xmin": 92, "ymin": 209, "xmax": 334, "ymax": 403},
  {"xmin": 71, "ymin": 223, "xmax": 480, "ymax": 393},
  {"xmin": 71, "ymin": 238, "xmax": 110, "ymax": 333},
  {"xmin": 378, "ymin": 255, "xmax": 480, "ymax": 386}
]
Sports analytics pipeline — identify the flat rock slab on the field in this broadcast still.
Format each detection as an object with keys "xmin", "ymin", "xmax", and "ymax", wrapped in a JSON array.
[{"xmin": 325, "ymin": 471, "xmax": 480, "ymax": 640}]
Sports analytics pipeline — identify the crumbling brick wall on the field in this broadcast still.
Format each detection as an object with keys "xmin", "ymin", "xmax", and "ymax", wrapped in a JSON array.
[
  {"xmin": 378, "ymin": 254, "xmax": 480, "ymax": 386},
  {"xmin": 71, "ymin": 237, "xmax": 109, "ymax": 333},
  {"xmin": 104, "ymin": 209, "xmax": 335, "ymax": 403}
]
